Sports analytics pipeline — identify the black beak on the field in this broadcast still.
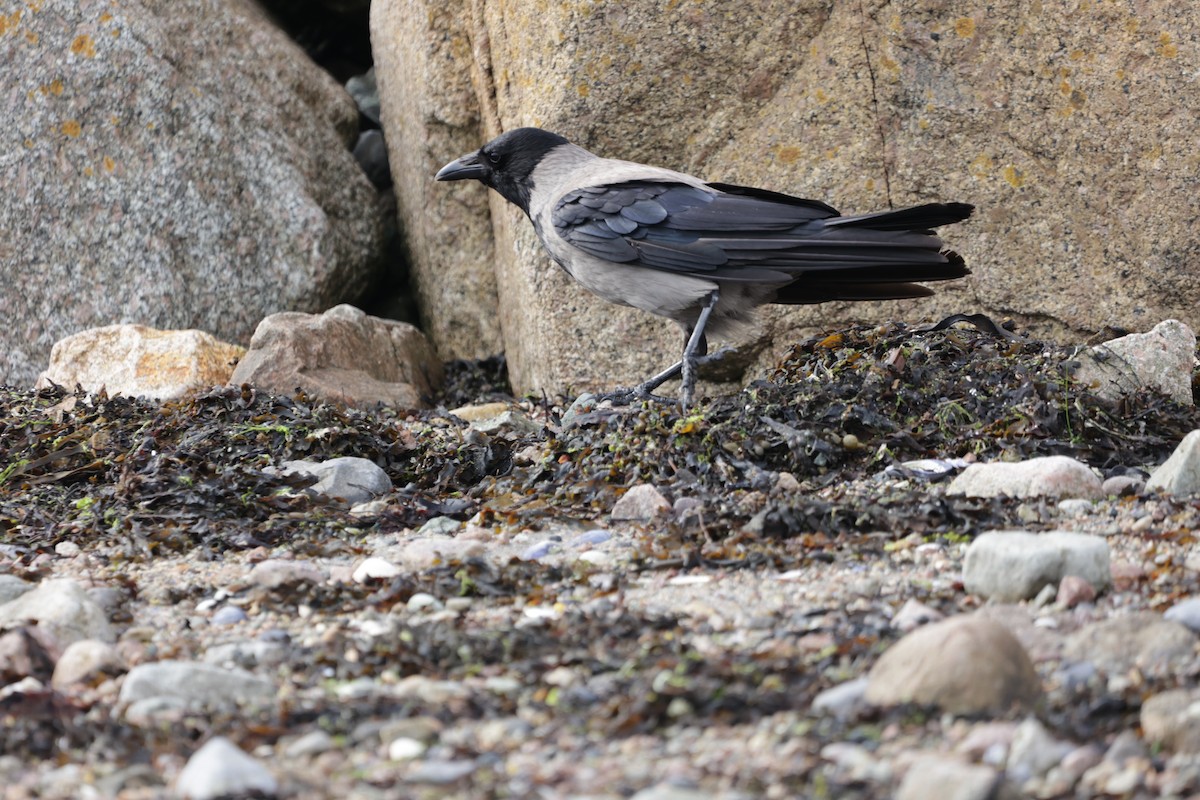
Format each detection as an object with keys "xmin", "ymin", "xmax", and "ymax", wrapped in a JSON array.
[{"xmin": 435, "ymin": 152, "xmax": 487, "ymax": 182}]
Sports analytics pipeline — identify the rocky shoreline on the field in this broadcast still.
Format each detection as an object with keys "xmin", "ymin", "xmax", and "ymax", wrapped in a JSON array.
[{"xmin": 2, "ymin": 321, "xmax": 1200, "ymax": 798}]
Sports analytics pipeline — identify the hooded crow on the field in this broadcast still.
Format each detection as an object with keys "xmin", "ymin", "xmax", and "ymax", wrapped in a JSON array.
[{"xmin": 436, "ymin": 127, "xmax": 973, "ymax": 408}]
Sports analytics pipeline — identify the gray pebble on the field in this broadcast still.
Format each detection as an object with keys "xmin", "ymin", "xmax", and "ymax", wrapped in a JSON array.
[
  {"xmin": 963, "ymin": 530, "xmax": 1111, "ymax": 601},
  {"xmin": 569, "ymin": 529, "xmax": 612, "ymax": 547},
  {"xmin": 811, "ymin": 677, "xmax": 869, "ymax": 719},
  {"xmin": 284, "ymin": 729, "xmax": 337, "ymax": 759},
  {"xmin": 210, "ymin": 605, "xmax": 248, "ymax": 626},
  {"xmin": 119, "ymin": 660, "xmax": 275, "ymax": 712},
  {"xmin": 1101, "ymin": 475, "xmax": 1144, "ymax": 496},
  {"xmin": 405, "ymin": 758, "xmax": 476, "ymax": 784},
  {"xmin": 520, "ymin": 541, "xmax": 554, "ymax": 561},
  {"xmin": 1163, "ymin": 597, "xmax": 1200, "ymax": 633},
  {"xmin": 417, "ymin": 516, "xmax": 462, "ymax": 536},
  {"xmin": 276, "ymin": 457, "xmax": 392, "ymax": 506}
]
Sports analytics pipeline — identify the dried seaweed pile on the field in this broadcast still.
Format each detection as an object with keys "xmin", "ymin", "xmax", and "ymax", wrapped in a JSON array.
[
  {"xmin": 0, "ymin": 386, "xmax": 416, "ymax": 553},
  {"xmin": 2, "ymin": 322, "xmax": 1198, "ymax": 556},
  {"xmin": 547, "ymin": 322, "xmax": 1198, "ymax": 495}
]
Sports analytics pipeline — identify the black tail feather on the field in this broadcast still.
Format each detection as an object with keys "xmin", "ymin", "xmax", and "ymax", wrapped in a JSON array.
[{"xmin": 827, "ymin": 202, "xmax": 975, "ymax": 232}]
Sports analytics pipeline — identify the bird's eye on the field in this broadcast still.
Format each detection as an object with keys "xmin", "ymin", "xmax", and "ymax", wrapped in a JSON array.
[{"xmin": 482, "ymin": 149, "xmax": 502, "ymax": 167}]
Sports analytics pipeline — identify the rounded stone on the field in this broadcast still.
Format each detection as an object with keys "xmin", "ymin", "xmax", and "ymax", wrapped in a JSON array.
[{"xmin": 866, "ymin": 614, "xmax": 1042, "ymax": 714}]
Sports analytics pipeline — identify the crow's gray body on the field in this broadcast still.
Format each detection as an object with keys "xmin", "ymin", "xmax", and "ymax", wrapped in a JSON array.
[
  {"xmin": 526, "ymin": 143, "xmax": 744, "ymax": 335},
  {"xmin": 436, "ymin": 128, "xmax": 973, "ymax": 405}
]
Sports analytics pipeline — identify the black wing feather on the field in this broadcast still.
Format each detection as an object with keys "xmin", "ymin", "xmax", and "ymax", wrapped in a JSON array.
[{"xmin": 552, "ymin": 180, "xmax": 972, "ymax": 285}]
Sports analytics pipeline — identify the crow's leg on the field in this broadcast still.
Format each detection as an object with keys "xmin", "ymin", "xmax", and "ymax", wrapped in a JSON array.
[
  {"xmin": 596, "ymin": 291, "xmax": 724, "ymax": 407},
  {"xmin": 678, "ymin": 290, "xmax": 720, "ymax": 409}
]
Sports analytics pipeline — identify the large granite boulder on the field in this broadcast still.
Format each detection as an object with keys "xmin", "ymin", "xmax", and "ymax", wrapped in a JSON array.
[
  {"xmin": 369, "ymin": 2, "xmax": 503, "ymax": 363},
  {"xmin": 0, "ymin": 0, "xmax": 387, "ymax": 387},
  {"xmin": 372, "ymin": 0, "xmax": 1199, "ymax": 397}
]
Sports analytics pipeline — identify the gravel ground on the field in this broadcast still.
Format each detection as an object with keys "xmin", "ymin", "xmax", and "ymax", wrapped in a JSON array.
[{"xmin": 2, "ymin": 323, "xmax": 1200, "ymax": 799}]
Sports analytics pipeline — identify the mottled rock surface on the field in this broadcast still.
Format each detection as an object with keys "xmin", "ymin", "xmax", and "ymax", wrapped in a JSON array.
[
  {"xmin": 36, "ymin": 325, "xmax": 244, "ymax": 400},
  {"xmin": 963, "ymin": 530, "xmax": 1110, "ymax": 601},
  {"xmin": 230, "ymin": 305, "xmax": 442, "ymax": 408},
  {"xmin": 1146, "ymin": 430, "xmax": 1200, "ymax": 496},
  {"xmin": 1072, "ymin": 320, "xmax": 1196, "ymax": 406},
  {"xmin": 372, "ymin": 0, "xmax": 1200, "ymax": 396},
  {"xmin": 948, "ymin": 456, "xmax": 1103, "ymax": 499},
  {"xmin": 0, "ymin": 579, "xmax": 114, "ymax": 646},
  {"xmin": 866, "ymin": 614, "xmax": 1042, "ymax": 713},
  {"xmin": 0, "ymin": 0, "xmax": 386, "ymax": 386}
]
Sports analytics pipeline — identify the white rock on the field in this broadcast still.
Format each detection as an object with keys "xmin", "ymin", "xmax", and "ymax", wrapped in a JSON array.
[
  {"xmin": 1072, "ymin": 319, "xmax": 1196, "ymax": 406},
  {"xmin": 963, "ymin": 531, "xmax": 1111, "ymax": 601},
  {"xmin": 387, "ymin": 736, "xmax": 428, "ymax": 760},
  {"xmin": 276, "ymin": 457, "xmax": 392, "ymax": 505},
  {"xmin": 1146, "ymin": 429, "xmax": 1200, "ymax": 496},
  {"xmin": 1163, "ymin": 597, "xmax": 1200, "ymax": 633},
  {"xmin": 51, "ymin": 639, "xmax": 124, "ymax": 690},
  {"xmin": 406, "ymin": 592, "xmax": 442, "ymax": 611},
  {"xmin": 247, "ymin": 559, "xmax": 327, "ymax": 588},
  {"xmin": 891, "ymin": 598, "xmax": 946, "ymax": 632},
  {"xmin": 353, "ymin": 556, "xmax": 403, "ymax": 583},
  {"xmin": 53, "ymin": 541, "xmax": 81, "ymax": 557},
  {"xmin": 1006, "ymin": 716, "xmax": 1074, "ymax": 784},
  {"xmin": 176, "ymin": 736, "xmax": 278, "ymax": 799},
  {"xmin": 811, "ymin": 677, "xmax": 870, "ymax": 719},
  {"xmin": 119, "ymin": 660, "xmax": 276, "ymax": 712},
  {"xmin": 0, "ymin": 578, "xmax": 113, "ymax": 645},
  {"xmin": 948, "ymin": 456, "xmax": 1102, "ymax": 499},
  {"xmin": 896, "ymin": 755, "xmax": 999, "ymax": 800}
]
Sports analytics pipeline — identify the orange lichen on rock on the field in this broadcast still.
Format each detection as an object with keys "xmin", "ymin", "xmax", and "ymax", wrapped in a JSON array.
[{"xmin": 70, "ymin": 33, "xmax": 95, "ymax": 57}]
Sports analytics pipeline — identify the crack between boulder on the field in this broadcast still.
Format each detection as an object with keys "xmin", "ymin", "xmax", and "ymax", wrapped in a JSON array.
[
  {"xmin": 857, "ymin": 2, "xmax": 894, "ymax": 209},
  {"xmin": 467, "ymin": 0, "xmax": 502, "ymax": 139}
]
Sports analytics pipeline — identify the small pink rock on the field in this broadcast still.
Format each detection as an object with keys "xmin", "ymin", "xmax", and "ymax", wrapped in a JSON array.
[
  {"xmin": 1110, "ymin": 561, "xmax": 1146, "ymax": 590},
  {"xmin": 891, "ymin": 599, "xmax": 946, "ymax": 632},
  {"xmin": 1057, "ymin": 575, "xmax": 1097, "ymax": 607},
  {"xmin": 611, "ymin": 484, "xmax": 670, "ymax": 521}
]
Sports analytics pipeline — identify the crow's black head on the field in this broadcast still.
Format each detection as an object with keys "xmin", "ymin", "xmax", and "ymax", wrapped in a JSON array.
[{"xmin": 435, "ymin": 127, "xmax": 569, "ymax": 214}]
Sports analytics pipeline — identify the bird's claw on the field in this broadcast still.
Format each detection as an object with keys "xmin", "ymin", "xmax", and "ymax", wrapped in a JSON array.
[{"xmin": 594, "ymin": 386, "xmax": 676, "ymax": 406}]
